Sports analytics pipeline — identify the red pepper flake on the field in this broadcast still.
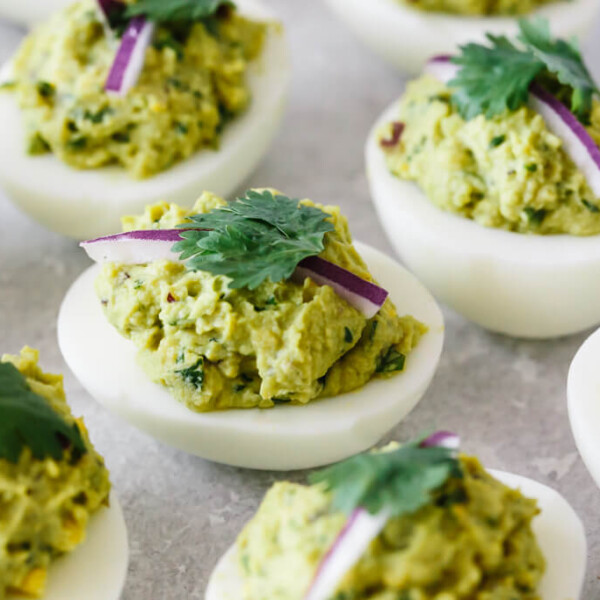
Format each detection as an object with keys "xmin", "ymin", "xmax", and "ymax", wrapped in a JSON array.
[
  {"xmin": 380, "ymin": 122, "xmax": 404, "ymax": 148},
  {"xmin": 167, "ymin": 293, "xmax": 176, "ymax": 303}
]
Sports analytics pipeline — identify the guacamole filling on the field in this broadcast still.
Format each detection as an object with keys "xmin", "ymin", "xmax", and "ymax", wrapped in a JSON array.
[
  {"xmin": 238, "ymin": 455, "xmax": 545, "ymax": 599},
  {"xmin": 95, "ymin": 192, "xmax": 425, "ymax": 412},
  {"xmin": 382, "ymin": 74, "xmax": 600, "ymax": 235},
  {"xmin": 0, "ymin": 348, "xmax": 111, "ymax": 599},
  {"xmin": 396, "ymin": 0, "xmax": 554, "ymax": 16},
  {"xmin": 9, "ymin": 0, "xmax": 266, "ymax": 178}
]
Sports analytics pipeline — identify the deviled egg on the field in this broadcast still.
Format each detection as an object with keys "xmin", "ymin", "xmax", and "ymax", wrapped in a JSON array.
[
  {"xmin": 206, "ymin": 432, "xmax": 586, "ymax": 600},
  {"xmin": 567, "ymin": 327, "xmax": 600, "ymax": 491},
  {"xmin": 58, "ymin": 189, "xmax": 444, "ymax": 470},
  {"xmin": 0, "ymin": 0, "xmax": 70, "ymax": 27},
  {"xmin": 0, "ymin": 0, "xmax": 289, "ymax": 240},
  {"xmin": 323, "ymin": 0, "xmax": 599, "ymax": 74},
  {"xmin": 367, "ymin": 22, "xmax": 600, "ymax": 338},
  {"xmin": 0, "ymin": 347, "xmax": 128, "ymax": 600}
]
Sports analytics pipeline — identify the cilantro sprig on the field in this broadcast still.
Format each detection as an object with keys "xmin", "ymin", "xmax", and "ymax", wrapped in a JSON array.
[
  {"xmin": 124, "ymin": 0, "xmax": 235, "ymax": 24},
  {"xmin": 0, "ymin": 363, "xmax": 87, "ymax": 464},
  {"xmin": 173, "ymin": 190, "xmax": 335, "ymax": 290},
  {"xmin": 309, "ymin": 438, "xmax": 461, "ymax": 517},
  {"xmin": 449, "ymin": 18, "xmax": 598, "ymax": 123}
]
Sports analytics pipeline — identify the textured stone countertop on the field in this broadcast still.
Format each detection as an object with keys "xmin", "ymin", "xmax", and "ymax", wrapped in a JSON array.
[{"xmin": 1, "ymin": 2, "xmax": 600, "ymax": 598}]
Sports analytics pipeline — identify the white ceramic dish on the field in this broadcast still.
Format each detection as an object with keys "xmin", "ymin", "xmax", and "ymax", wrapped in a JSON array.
[
  {"xmin": 0, "ymin": 0, "xmax": 289, "ymax": 240},
  {"xmin": 568, "ymin": 327, "xmax": 600, "ymax": 490},
  {"xmin": 57, "ymin": 242, "xmax": 444, "ymax": 471},
  {"xmin": 323, "ymin": 0, "xmax": 599, "ymax": 74},
  {"xmin": 206, "ymin": 469, "xmax": 587, "ymax": 600},
  {"xmin": 366, "ymin": 99, "xmax": 600, "ymax": 339},
  {"xmin": 8, "ymin": 494, "xmax": 129, "ymax": 600}
]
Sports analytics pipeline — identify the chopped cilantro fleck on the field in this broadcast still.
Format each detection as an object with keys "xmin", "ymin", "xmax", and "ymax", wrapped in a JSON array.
[
  {"xmin": 489, "ymin": 135, "xmax": 506, "ymax": 148},
  {"xmin": 523, "ymin": 206, "xmax": 546, "ymax": 225},
  {"xmin": 176, "ymin": 358, "xmax": 204, "ymax": 389}
]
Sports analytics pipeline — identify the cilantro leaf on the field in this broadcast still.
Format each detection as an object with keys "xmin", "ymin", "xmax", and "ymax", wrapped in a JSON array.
[
  {"xmin": 173, "ymin": 190, "xmax": 335, "ymax": 290},
  {"xmin": 450, "ymin": 34, "xmax": 544, "ymax": 120},
  {"xmin": 0, "ymin": 363, "xmax": 87, "ymax": 464},
  {"xmin": 518, "ymin": 18, "xmax": 598, "ymax": 121},
  {"xmin": 125, "ymin": 0, "xmax": 235, "ymax": 23},
  {"xmin": 448, "ymin": 18, "xmax": 598, "ymax": 123},
  {"xmin": 309, "ymin": 439, "xmax": 461, "ymax": 517}
]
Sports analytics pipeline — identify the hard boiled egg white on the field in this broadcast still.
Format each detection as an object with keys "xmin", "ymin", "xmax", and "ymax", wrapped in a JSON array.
[
  {"xmin": 0, "ymin": 0, "xmax": 71, "ymax": 27},
  {"xmin": 367, "ymin": 99, "xmax": 600, "ymax": 338},
  {"xmin": 205, "ymin": 470, "xmax": 587, "ymax": 600},
  {"xmin": 57, "ymin": 242, "xmax": 444, "ymax": 471},
  {"xmin": 0, "ymin": 0, "xmax": 289, "ymax": 240},
  {"xmin": 8, "ymin": 494, "xmax": 129, "ymax": 600},
  {"xmin": 323, "ymin": 0, "xmax": 599, "ymax": 74},
  {"xmin": 568, "ymin": 327, "xmax": 600, "ymax": 490}
]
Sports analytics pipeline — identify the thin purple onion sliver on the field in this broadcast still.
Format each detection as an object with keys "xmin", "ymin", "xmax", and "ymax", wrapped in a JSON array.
[
  {"xmin": 424, "ymin": 54, "xmax": 458, "ymax": 85},
  {"xmin": 420, "ymin": 431, "xmax": 460, "ymax": 450},
  {"xmin": 81, "ymin": 229, "xmax": 185, "ymax": 264},
  {"xmin": 304, "ymin": 508, "xmax": 389, "ymax": 600},
  {"xmin": 81, "ymin": 231, "xmax": 389, "ymax": 317},
  {"xmin": 529, "ymin": 84, "xmax": 600, "ymax": 197},
  {"xmin": 105, "ymin": 16, "xmax": 155, "ymax": 96},
  {"xmin": 295, "ymin": 256, "xmax": 388, "ymax": 318}
]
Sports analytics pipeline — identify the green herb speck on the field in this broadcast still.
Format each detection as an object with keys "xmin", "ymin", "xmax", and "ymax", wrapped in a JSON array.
[
  {"xmin": 67, "ymin": 136, "xmax": 87, "ymax": 151},
  {"xmin": 376, "ymin": 347, "xmax": 406, "ymax": 373},
  {"xmin": 582, "ymin": 199, "xmax": 600, "ymax": 213},
  {"xmin": 489, "ymin": 135, "xmax": 506, "ymax": 148},
  {"xmin": 175, "ymin": 358, "xmax": 204, "ymax": 389},
  {"xmin": 523, "ymin": 206, "xmax": 546, "ymax": 226},
  {"xmin": 36, "ymin": 81, "xmax": 55, "ymax": 99}
]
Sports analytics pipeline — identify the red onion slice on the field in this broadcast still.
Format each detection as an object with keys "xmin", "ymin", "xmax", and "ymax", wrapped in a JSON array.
[
  {"xmin": 529, "ymin": 84, "xmax": 600, "ymax": 198},
  {"xmin": 424, "ymin": 55, "xmax": 458, "ymax": 85},
  {"xmin": 81, "ymin": 230, "xmax": 183, "ymax": 263},
  {"xmin": 294, "ymin": 256, "xmax": 388, "ymax": 318},
  {"xmin": 420, "ymin": 430, "xmax": 460, "ymax": 450},
  {"xmin": 105, "ymin": 16, "xmax": 155, "ymax": 96},
  {"xmin": 81, "ymin": 231, "xmax": 389, "ymax": 317},
  {"xmin": 304, "ymin": 508, "xmax": 389, "ymax": 600}
]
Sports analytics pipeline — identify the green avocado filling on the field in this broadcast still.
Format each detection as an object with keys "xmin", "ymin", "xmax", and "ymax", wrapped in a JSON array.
[
  {"xmin": 381, "ymin": 20, "xmax": 600, "ymax": 235},
  {"xmin": 0, "ymin": 348, "xmax": 111, "ymax": 599},
  {"xmin": 395, "ymin": 0, "xmax": 554, "ymax": 16},
  {"xmin": 95, "ymin": 191, "xmax": 426, "ymax": 412},
  {"xmin": 237, "ymin": 450, "xmax": 545, "ymax": 599},
  {"xmin": 9, "ymin": 0, "xmax": 266, "ymax": 178}
]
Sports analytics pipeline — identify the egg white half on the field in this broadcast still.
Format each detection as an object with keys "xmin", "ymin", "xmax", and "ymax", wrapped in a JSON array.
[
  {"xmin": 205, "ymin": 469, "xmax": 586, "ymax": 600},
  {"xmin": 57, "ymin": 242, "xmax": 444, "ymax": 471},
  {"xmin": 7, "ymin": 493, "xmax": 129, "ymax": 600},
  {"xmin": 323, "ymin": 0, "xmax": 599, "ymax": 74},
  {"xmin": 0, "ymin": 0, "xmax": 71, "ymax": 26},
  {"xmin": 0, "ymin": 0, "xmax": 289, "ymax": 240},
  {"xmin": 366, "ymin": 99, "xmax": 600, "ymax": 338},
  {"xmin": 568, "ymin": 327, "xmax": 600, "ymax": 491}
]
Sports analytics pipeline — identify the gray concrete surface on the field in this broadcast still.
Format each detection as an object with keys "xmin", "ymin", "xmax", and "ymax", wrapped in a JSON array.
[{"xmin": 1, "ymin": 2, "xmax": 599, "ymax": 598}]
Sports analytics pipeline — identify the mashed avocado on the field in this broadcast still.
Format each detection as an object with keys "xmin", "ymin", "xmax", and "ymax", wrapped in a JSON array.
[
  {"xmin": 0, "ymin": 348, "xmax": 111, "ymax": 599},
  {"xmin": 396, "ymin": 0, "xmax": 554, "ymax": 16},
  {"xmin": 95, "ymin": 192, "xmax": 425, "ymax": 412},
  {"xmin": 382, "ymin": 75, "xmax": 600, "ymax": 235},
  {"xmin": 9, "ymin": 0, "xmax": 266, "ymax": 178},
  {"xmin": 237, "ymin": 455, "xmax": 545, "ymax": 599}
]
